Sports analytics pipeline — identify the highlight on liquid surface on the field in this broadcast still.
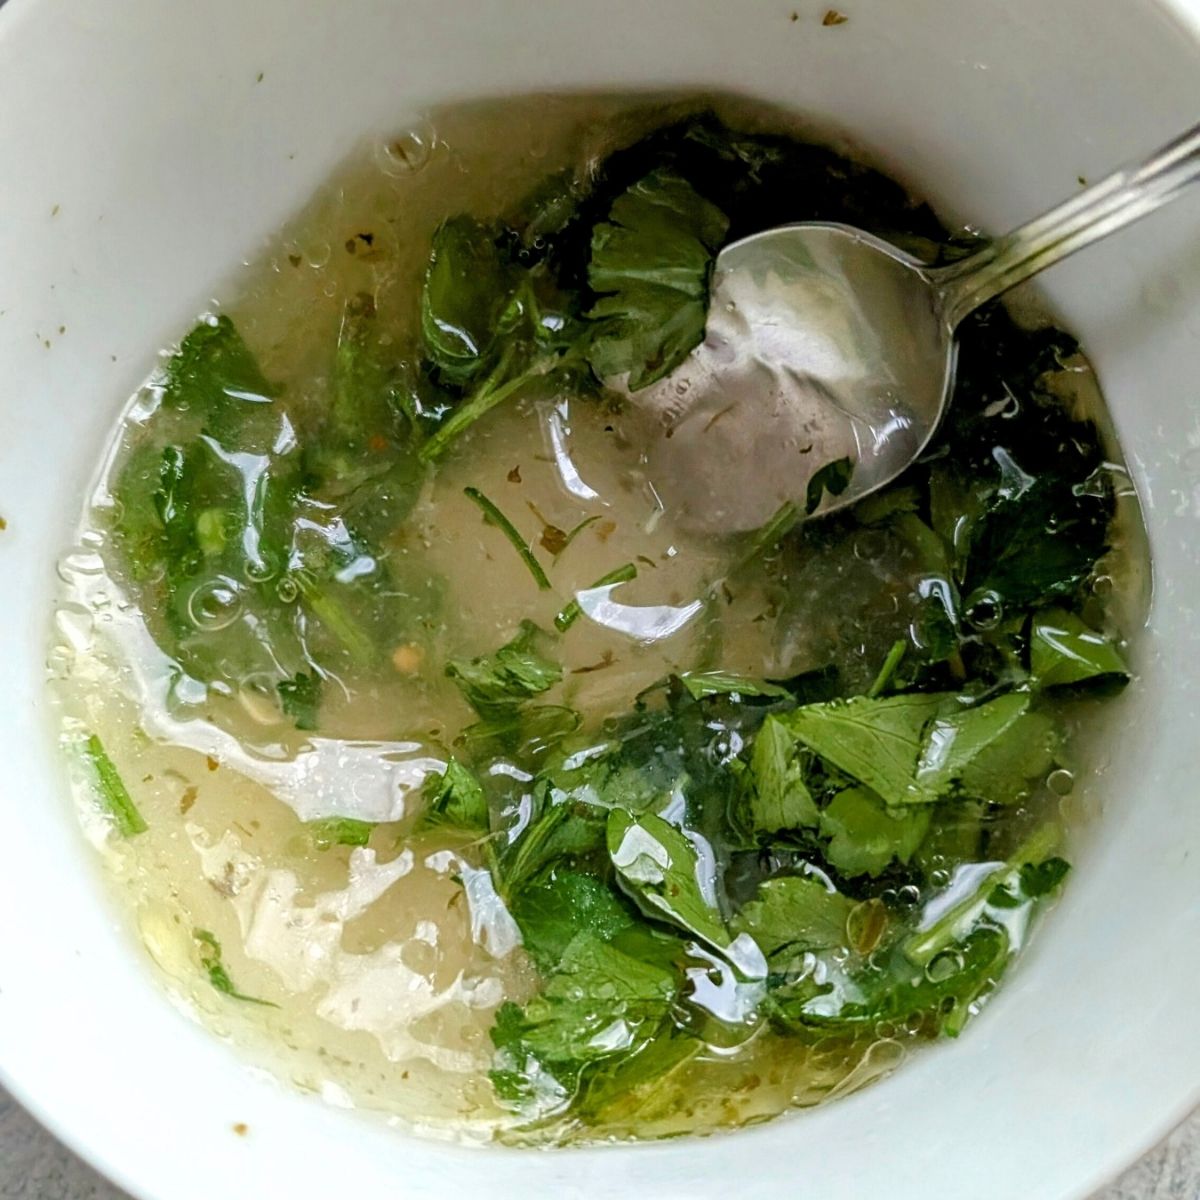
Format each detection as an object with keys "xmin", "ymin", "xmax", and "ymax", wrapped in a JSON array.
[{"xmin": 48, "ymin": 95, "xmax": 1148, "ymax": 1145}]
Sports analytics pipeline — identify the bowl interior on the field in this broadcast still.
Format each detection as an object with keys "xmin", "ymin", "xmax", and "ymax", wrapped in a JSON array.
[{"xmin": 1, "ymin": 2, "xmax": 1199, "ymax": 1198}]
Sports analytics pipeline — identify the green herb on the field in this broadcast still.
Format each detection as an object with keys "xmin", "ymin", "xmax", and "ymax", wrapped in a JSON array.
[
  {"xmin": 866, "ymin": 639, "xmax": 907, "ymax": 698},
  {"xmin": 419, "ymin": 758, "xmax": 489, "ymax": 833},
  {"xmin": 554, "ymin": 562, "xmax": 638, "ymax": 632},
  {"xmin": 193, "ymin": 929, "xmax": 278, "ymax": 1007},
  {"xmin": 818, "ymin": 786, "xmax": 931, "ymax": 877},
  {"xmin": 463, "ymin": 487, "xmax": 552, "ymax": 591},
  {"xmin": 446, "ymin": 621, "xmax": 561, "ymax": 717},
  {"xmin": 739, "ymin": 714, "xmax": 819, "ymax": 835},
  {"xmin": 1030, "ymin": 608, "xmax": 1129, "ymax": 689},
  {"xmin": 782, "ymin": 693, "xmax": 949, "ymax": 807},
  {"xmin": 277, "ymin": 671, "xmax": 321, "ymax": 731},
  {"xmin": 606, "ymin": 810, "xmax": 730, "ymax": 952},
  {"xmin": 733, "ymin": 875, "xmax": 853, "ymax": 956},
  {"xmin": 904, "ymin": 821, "xmax": 1063, "ymax": 966},
  {"xmin": 160, "ymin": 315, "xmax": 278, "ymax": 425},
  {"xmin": 420, "ymin": 216, "xmax": 517, "ymax": 387},
  {"xmin": 509, "ymin": 870, "xmax": 635, "ymax": 970},
  {"xmin": 554, "ymin": 514, "xmax": 602, "ymax": 559},
  {"xmin": 81, "ymin": 734, "xmax": 147, "ymax": 837},
  {"xmin": 461, "ymin": 704, "xmax": 582, "ymax": 764},
  {"xmin": 490, "ymin": 930, "xmax": 682, "ymax": 1116},
  {"xmin": 587, "ymin": 169, "xmax": 729, "ymax": 389},
  {"xmin": 307, "ymin": 817, "xmax": 375, "ymax": 850},
  {"xmin": 805, "ymin": 456, "xmax": 853, "ymax": 516},
  {"xmin": 915, "ymin": 693, "xmax": 1059, "ymax": 805},
  {"xmin": 677, "ymin": 671, "xmax": 791, "ymax": 701}
]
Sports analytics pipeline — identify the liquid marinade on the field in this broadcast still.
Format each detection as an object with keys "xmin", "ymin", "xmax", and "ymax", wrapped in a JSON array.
[{"xmin": 48, "ymin": 94, "xmax": 1149, "ymax": 1145}]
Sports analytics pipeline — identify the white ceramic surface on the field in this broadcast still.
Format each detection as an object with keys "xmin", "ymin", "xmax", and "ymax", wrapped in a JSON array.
[{"xmin": 1, "ymin": 2, "xmax": 1198, "ymax": 1198}]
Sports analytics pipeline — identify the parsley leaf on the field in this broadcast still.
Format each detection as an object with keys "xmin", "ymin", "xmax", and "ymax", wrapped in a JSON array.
[
  {"xmin": 307, "ymin": 817, "xmax": 374, "ymax": 850},
  {"xmin": 607, "ymin": 810, "xmax": 730, "ymax": 951},
  {"xmin": 1030, "ymin": 608, "xmax": 1129, "ymax": 689},
  {"xmin": 738, "ymin": 714, "xmax": 819, "ymax": 835},
  {"xmin": 587, "ymin": 169, "xmax": 729, "ymax": 390},
  {"xmin": 446, "ymin": 621, "xmax": 561, "ymax": 717},
  {"xmin": 490, "ymin": 930, "xmax": 681, "ymax": 1115},
  {"xmin": 733, "ymin": 875, "xmax": 853, "ymax": 956},
  {"xmin": 276, "ymin": 671, "xmax": 321, "ymax": 731},
  {"xmin": 782, "ymin": 693, "xmax": 950, "ymax": 806},
  {"xmin": 418, "ymin": 758, "xmax": 489, "ymax": 833},
  {"xmin": 805, "ymin": 456, "xmax": 853, "ymax": 516},
  {"xmin": 677, "ymin": 671, "xmax": 792, "ymax": 702},
  {"xmin": 420, "ymin": 216, "xmax": 518, "ymax": 387},
  {"xmin": 915, "ymin": 693, "xmax": 1059, "ymax": 804},
  {"xmin": 509, "ymin": 870, "xmax": 634, "ymax": 970},
  {"xmin": 818, "ymin": 786, "xmax": 931, "ymax": 877}
]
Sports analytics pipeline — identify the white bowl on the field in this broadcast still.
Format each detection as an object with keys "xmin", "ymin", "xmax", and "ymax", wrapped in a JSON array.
[{"xmin": 2, "ymin": 1, "xmax": 1199, "ymax": 1197}]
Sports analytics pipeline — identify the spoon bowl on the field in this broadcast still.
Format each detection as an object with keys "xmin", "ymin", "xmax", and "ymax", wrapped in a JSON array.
[{"xmin": 629, "ymin": 119, "xmax": 1200, "ymax": 537}]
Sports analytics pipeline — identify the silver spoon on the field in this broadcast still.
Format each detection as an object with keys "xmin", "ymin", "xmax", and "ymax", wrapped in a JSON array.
[{"xmin": 630, "ymin": 121, "xmax": 1200, "ymax": 536}]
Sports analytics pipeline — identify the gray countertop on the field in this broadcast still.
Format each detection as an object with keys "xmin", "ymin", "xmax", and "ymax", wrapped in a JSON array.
[{"xmin": 1, "ymin": 1083, "xmax": 1196, "ymax": 1199}]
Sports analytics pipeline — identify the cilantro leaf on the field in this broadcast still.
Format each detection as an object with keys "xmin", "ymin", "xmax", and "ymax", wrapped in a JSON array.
[
  {"xmin": 277, "ymin": 671, "xmax": 321, "ymax": 731},
  {"xmin": 586, "ymin": 169, "xmax": 729, "ymax": 390},
  {"xmin": 446, "ymin": 621, "xmax": 561, "ymax": 717},
  {"xmin": 419, "ymin": 758, "xmax": 489, "ymax": 833},
  {"xmin": 1030, "ymin": 608, "xmax": 1129, "ymax": 689},
  {"xmin": 733, "ymin": 875, "xmax": 853, "ymax": 956},
  {"xmin": 818, "ymin": 786, "xmax": 931, "ymax": 877}
]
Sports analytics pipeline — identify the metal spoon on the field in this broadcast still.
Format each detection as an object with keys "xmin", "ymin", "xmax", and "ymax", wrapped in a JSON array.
[{"xmin": 630, "ymin": 121, "xmax": 1200, "ymax": 536}]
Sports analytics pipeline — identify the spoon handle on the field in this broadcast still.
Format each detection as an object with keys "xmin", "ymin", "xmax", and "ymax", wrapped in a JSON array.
[{"xmin": 930, "ymin": 120, "xmax": 1200, "ymax": 329}]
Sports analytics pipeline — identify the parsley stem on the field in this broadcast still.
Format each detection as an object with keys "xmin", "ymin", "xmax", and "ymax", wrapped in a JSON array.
[
  {"xmin": 867, "ymin": 639, "xmax": 907, "ymax": 699},
  {"xmin": 82, "ymin": 733, "xmax": 147, "ymax": 837},
  {"xmin": 554, "ymin": 514, "xmax": 602, "ymax": 560},
  {"xmin": 418, "ymin": 346, "xmax": 528, "ymax": 463},
  {"xmin": 464, "ymin": 487, "xmax": 552, "ymax": 591},
  {"xmin": 293, "ymin": 572, "xmax": 376, "ymax": 667},
  {"xmin": 555, "ymin": 562, "xmax": 638, "ymax": 632},
  {"xmin": 728, "ymin": 500, "xmax": 799, "ymax": 580},
  {"xmin": 904, "ymin": 820, "xmax": 1061, "ymax": 966}
]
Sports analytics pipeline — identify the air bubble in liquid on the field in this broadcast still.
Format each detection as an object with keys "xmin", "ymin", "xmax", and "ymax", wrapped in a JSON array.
[
  {"xmin": 276, "ymin": 576, "xmax": 300, "ymax": 604},
  {"xmin": 925, "ymin": 950, "xmax": 963, "ymax": 983},
  {"xmin": 187, "ymin": 577, "xmax": 243, "ymax": 631},
  {"xmin": 377, "ymin": 122, "xmax": 436, "ymax": 177},
  {"xmin": 966, "ymin": 590, "xmax": 1004, "ymax": 631},
  {"xmin": 1047, "ymin": 768, "xmax": 1075, "ymax": 796}
]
